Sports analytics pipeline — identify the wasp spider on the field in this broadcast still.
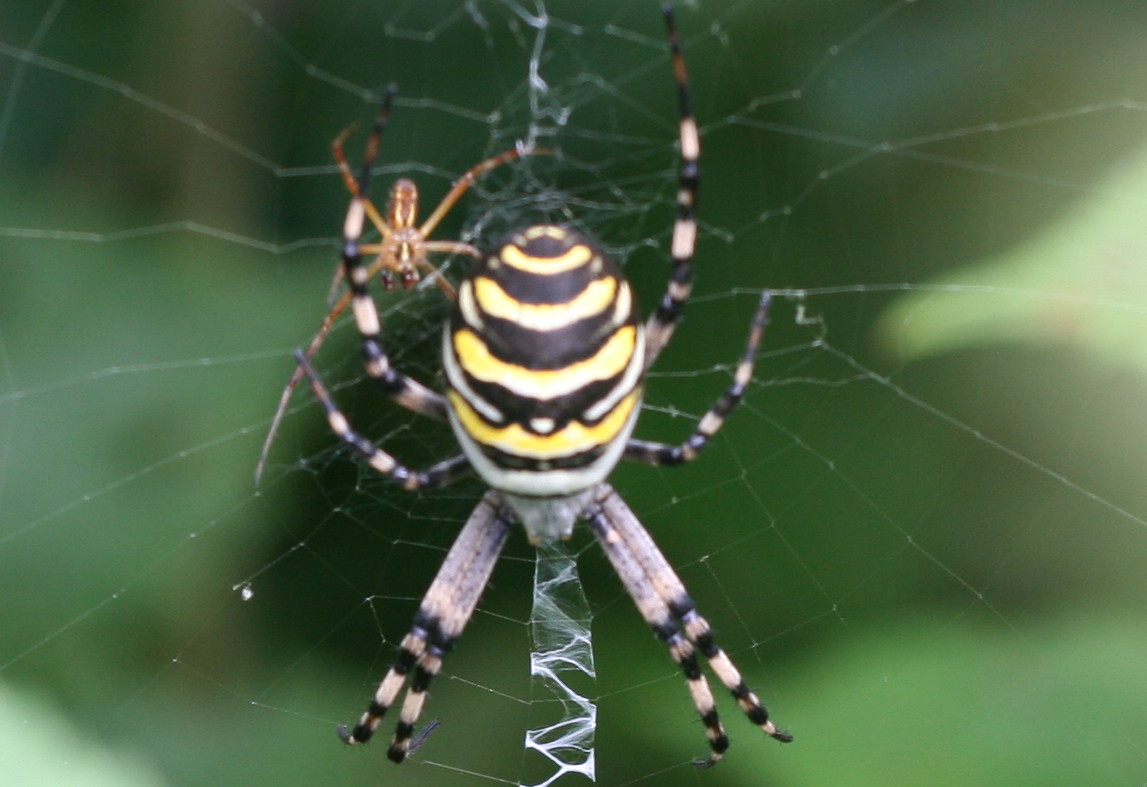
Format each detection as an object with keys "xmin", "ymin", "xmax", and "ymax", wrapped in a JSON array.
[{"xmin": 295, "ymin": 5, "xmax": 792, "ymax": 767}]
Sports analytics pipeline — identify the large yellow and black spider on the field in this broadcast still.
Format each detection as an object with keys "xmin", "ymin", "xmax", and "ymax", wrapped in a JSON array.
[{"xmin": 293, "ymin": 6, "xmax": 791, "ymax": 767}]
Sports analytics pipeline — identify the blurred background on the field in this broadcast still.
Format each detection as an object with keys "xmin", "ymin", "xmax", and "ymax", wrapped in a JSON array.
[{"xmin": 2, "ymin": 0, "xmax": 1147, "ymax": 784}]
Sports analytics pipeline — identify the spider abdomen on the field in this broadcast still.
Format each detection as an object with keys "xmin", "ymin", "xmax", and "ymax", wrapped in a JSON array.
[{"xmin": 443, "ymin": 225, "xmax": 646, "ymax": 520}]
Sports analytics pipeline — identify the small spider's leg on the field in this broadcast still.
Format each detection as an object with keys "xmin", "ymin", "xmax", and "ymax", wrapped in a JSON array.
[
  {"xmin": 625, "ymin": 291, "xmax": 770, "ymax": 466},
  {"xmin": 418, "ymin": 144, "xmax": 549, "ymax": 238},
  {"xmin": 425, "ymin": 266, "xmax": 459, "ymax": 301},
  {"xmin": 359, "ymin": 85, "xmax": 397, "ymax": 189},
  {"xmin": 420, "ymin": 240, "xmax": 481, "ymax": 262},
  {"xmin": 592, "ymin": 484, "xmax": 792, "ymax": 766},
  {"xmin": 645, "ymin": 5, "xmax": 701, "ymax": 367},
  {"xmin": 255, "ymin": 290, "xmax": 356, "ymax": 485},
  {"xmin": 587, "ymin": 484, "xmax": 730, "ymax": 767},
  {"xmin": 419, "ymin": 240, "xmax": 487, "ymax": 301},
  {"xmin": 295, "ymin": 351, "xmax": 467, "ymax": 490},
  {"xmin": 336, "ymin": 91, "xmax": 451, "ymax": 421},
  {"xmin": 339, "ymin": 493, "xmax": 510, "ymax": 761},
  {"xmin": 332, "ymin": 122, "xmax": 363, "ymax": 195},
  {"xmin": 330, "ymin": 114, "xmax": 396, "ymax": 297}
]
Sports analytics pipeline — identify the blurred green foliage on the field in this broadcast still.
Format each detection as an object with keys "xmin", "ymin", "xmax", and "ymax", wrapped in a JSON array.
[{"xmin": 880, "ymin": 136, "xmax": 1147, "ymax": 370}]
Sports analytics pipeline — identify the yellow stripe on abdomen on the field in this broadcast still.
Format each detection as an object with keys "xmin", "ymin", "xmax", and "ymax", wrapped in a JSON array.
[
  {"xmin": 471, "ymin": 275, "xmax": 620, "ymax": 332},
  {"xmin": 497, "ymin": 240, "xmax": 594, "ymax": 275},
  {"xmin": 447, "ymin": 388, "xmax": 640, "ymax": 460},
  {"xmin": 453, "ymin": 325, "xmax": 636, "ymax": 400}
]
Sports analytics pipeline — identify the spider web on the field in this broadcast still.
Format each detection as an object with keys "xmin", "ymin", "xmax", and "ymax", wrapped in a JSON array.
[{"xmin": 3, "ymin": 0, "xmax": 1147, "ymax": 784}]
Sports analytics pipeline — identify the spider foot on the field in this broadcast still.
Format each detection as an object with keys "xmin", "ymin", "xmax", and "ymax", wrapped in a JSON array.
[
  {"xmin": 336, "ymin": 721, "xmax": 374, "ymax": 746},
  {"xmin": 692, "ymin": 753, "xmax": 723, "ymax": 770},
  {"xmin": 750, "ymin": 705, "xmax": 794, "ymax": 743},
  {"xmin": 771, "ymin": 728, "xmax": 795, "ymax": 744}
]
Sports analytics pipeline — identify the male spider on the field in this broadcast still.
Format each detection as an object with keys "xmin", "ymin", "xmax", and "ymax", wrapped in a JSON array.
[
  {"xmin": 295, "ymin": 5, "xmax": 791, "ymax": 767},
  {"xmin": 254, "ymin": 117, "xmax": 536, "ymax": 484}
]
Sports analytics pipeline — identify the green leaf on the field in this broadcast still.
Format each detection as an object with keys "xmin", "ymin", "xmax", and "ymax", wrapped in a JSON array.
[
  {"xmin": 878, "ymin": 136, "xmax": 1147, "ymax": 370},
  {"xmin": 0, "ymin": 681, "xmax": 164, "ymax": 786}
]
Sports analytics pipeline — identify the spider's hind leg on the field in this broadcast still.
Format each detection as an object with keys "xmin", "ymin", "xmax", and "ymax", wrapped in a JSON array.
[
  {"xmin": 339, "ymin": 492, "xmax": 510, "ymax": 761},
  {"xmin": 588, "ymin": 485, "xmax": 791, "ymax": 767}
]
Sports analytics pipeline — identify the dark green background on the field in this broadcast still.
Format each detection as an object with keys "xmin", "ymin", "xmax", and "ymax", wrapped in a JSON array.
[{"xmin": 2, "ymin": 1, "xmax": 1147, "ymax": 784}]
